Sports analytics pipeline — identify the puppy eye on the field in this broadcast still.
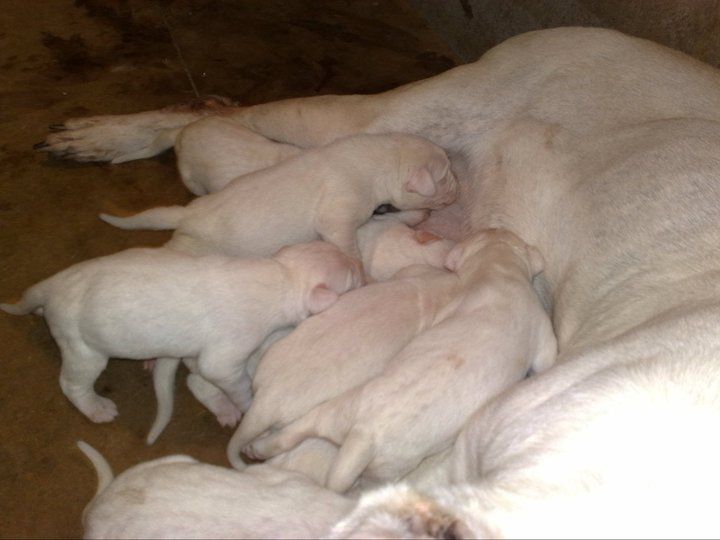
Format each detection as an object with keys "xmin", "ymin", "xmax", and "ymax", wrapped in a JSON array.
[{"xmin": 374, "ymin": 203, "xmax": 400, "ymax": 215}]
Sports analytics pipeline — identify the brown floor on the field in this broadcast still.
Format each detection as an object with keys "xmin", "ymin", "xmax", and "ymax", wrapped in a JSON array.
[{"xmin": 0, "ymin": 2, "xmax": 457, "ymax": 537}]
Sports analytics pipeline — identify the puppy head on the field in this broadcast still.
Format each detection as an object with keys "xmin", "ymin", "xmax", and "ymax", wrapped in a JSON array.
[
  {"xmin": 386, "ymin": 135, "xmax": 458, "ymax": 211},
  {"xmin": 275, "ymin": 241, "xmax": 365, "ymax": 315},
  {"xmin": 444, "ymin": 228, "xmax": 544, "ymax": 278},
  {"xmin": 329, "ymin": 484, "xmax": 489, "ymax": 539}
]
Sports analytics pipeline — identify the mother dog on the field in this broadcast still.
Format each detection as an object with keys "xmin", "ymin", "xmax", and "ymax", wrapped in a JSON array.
[{"xmin": 40, "ymin": 27, "xmax": 720, "ymax": 537}]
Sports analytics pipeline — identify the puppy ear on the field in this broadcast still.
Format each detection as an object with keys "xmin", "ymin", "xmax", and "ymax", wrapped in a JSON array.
[
  {"xmin": 444, "ymin": 243, "xmax": 464, "ymax": 272},
  {"xmin": 307, "ymin": 285, "xmax": 339, "ymax": 314},
  {"xmin": 526, "ymin": 245, "xmax": 545, "ymax": 276},
  {"xmin": 405, "ymin": 167, "xmax": 436, "ymax": 198}
]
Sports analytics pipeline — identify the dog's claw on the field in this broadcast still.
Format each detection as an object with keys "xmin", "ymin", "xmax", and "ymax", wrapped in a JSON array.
[
  {"xmin": 33, "ymin": 141, "xmax": 49, "ymax": 150},
  {"xmin": 48, "ymin": 124, "xmax": 67, "ymax": 132}
]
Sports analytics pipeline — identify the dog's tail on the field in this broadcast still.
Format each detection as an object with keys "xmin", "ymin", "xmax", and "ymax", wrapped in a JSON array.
[
  {"xmin": 0, "ymin": 282, "xmax": 47, "ymax": 316},
  {"xmin": 77, "ymin": 441, "xmax": 115, "ymax": 496},
  {"xmin": 99, "ymin": 205, "xmax": 185, "ymax": 230},
  {"xmin": 146, "ymin": 358, "xmax": 181, "ymax": 445}
]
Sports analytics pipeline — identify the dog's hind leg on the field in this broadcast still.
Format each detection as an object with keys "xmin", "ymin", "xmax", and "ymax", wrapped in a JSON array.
[
  {"xmin": 56, "ymin": 340, "xmax": 117, "ymax": 423},
  {"xmin": 37, "ymin": 96, "xmax": 237, "ymax": 163}
]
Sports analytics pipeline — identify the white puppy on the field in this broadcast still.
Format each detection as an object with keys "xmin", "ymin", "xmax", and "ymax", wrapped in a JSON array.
[
  {"xmin": 1, "ymin": 242, "xmax": 362, "ymax": 424},
  {"xmin": 246, "ymin": 229, "xmax": 557, "ymax": 492},
  {"xmin": 175, "ymin": 116, "xmax": 302, "ymax": 195},
  {"xmin": 146, "ymin": 212, "xmax": 445, "ymax": 444},
  {"xmin": 357, "ymin": 210, "xmax": 455, "ymax": 282},
  {"xmin": 40, "ymin": 27, "xmax": 720, "ymax": 537},
  {"xmin": 76, "ymin": 441, "xmax": 352, "ymax": 539},
  {"xmin": 99, "ymin": 133, "xmax": 458, "ymax": 259},
  {"xmin": 226, "ymin": 261, "xmax": 465, "ymax": 470}
]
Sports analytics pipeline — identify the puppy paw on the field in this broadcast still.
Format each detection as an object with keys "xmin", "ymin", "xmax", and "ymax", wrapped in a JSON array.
[
  {"xmin": 84, "ymin": 396, "xmax": 119, "ymax": 423},
  {"xmin": 212, "ymin": 399, "xmax": 243, "ymax": 428}
]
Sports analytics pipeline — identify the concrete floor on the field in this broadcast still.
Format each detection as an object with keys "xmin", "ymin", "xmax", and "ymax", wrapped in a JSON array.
[{"xmin": 0, "ymin": 1, "xmax": 456, "ymax": 537}]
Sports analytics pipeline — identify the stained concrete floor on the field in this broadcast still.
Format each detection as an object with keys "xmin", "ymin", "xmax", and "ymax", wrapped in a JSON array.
[{"xmin": 0, "ymin": 1, "xmax": 457, "ymax": 537}]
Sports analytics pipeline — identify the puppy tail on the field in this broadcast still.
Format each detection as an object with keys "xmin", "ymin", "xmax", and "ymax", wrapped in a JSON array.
[
  {"xmin": 99, "ymin": 205, "xmax": 185, "ymax": 230},
  {"xmin": 146, "ymin": 358, "xmax": 181, "ymax": 445},
  {"xmin": 77, "ymin": 441, "xmax": 114, "ymax": 496},
  {"xmin": 1, "ymin": 283, "xmax": 46, "ymax": 316}
]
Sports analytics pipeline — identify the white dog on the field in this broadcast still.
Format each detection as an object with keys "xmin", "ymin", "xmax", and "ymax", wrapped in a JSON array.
[
  {"xmin": 146, "ymin": 211, "xmax": 444, "ymax": 444},
  {"xmin": 356, "ymin": 210, "xmax": 454, "ymax": 281},
  {"xmin": 76, "ymin": 441, "xmax": 352, "ymax": 539},
  {"xmin": 1, "ymin": 242, "xmax": 361, "ymax": 425},
  {"xmin": 175, "ymin": 116, "xmax": 301, "ymax": 195},
  {"xmin": 39, "ymin": 26, "xmax": 720, "ymax": 537},
  {"xmin": 100, "ymin": 133, "xmax": 457, "ymax": 260},
  {"xmin": 246, "ymin": 229, "xmax": 556, "ymax": 492},
  {"xmin": 227, "ymin": 262, "xmax": 459, "ymax": 470}
]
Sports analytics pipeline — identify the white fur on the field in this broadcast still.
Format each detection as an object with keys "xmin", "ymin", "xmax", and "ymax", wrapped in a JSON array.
[
  {"xmin": 175, "ymin": 116, "xmax": 302, "ymax": 195},
  {"xmin": 227, "ymin": 263, "xmax": 460, "ymax": 469},
  {"xmin": 76, "ymin": 441, "xmax": 352, "ymax": 539},
  {"xmin": 147, "ymin": 327, "xmax": 292, "ymax": 445},
  {"xmin": 246, "ymin": 230, "xmax": 556, "ymax": 492},
  {"xmin": 100, "ymin": 134, "xmax": 458, "ymax": 260},
  {"xmin": 356, "ymin": 210, "xmax": 455, "ymax": 281},
  {"xmin": 146, "ymin": 211, "xmax": 448, "ymax": 444},
  {"xmin": 1, "ymin": 242, "xmax": 361, "ymax": 425},
  {"xmin": 39, "ymin": 26, "xmax": 720, "ymax": 538}
]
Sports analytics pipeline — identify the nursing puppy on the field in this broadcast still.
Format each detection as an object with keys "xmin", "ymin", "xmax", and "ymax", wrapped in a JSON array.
[
  {"xmin": 175, "ymin": 116, "xmax": 302, "ymax": 195},
  {"xmin": 147, "ymin": 211, "xmax": 441, "ymax": 444},
  {"xmin": 76, "ymin": 441, "xmax": 352, "ymax": 539},
  {"xmin": 41, "ymin": 27, "xmax": 720, "ymax": 536},
  {"xmin": 246, "ymin": 229, "xmax": 557, "ymax": 492},
  {"xmin": 357, "ymin": 210, "xmax": 455, "ymax": 282},
  {"xmin": 227, "ymin": 262, "xmax": 459, "ymax": 470},
  {"xmin": 1, "ymin": 242, "xmax": 361, "ymax": 424},
  {"xmin": 100, "ymin": 133, "xmax": 458, "ymax": 259}
]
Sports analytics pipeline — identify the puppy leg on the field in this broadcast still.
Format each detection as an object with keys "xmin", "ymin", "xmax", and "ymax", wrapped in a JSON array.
[
  {"xmin": 57, "ymin": 341, "xmax": 117, "ymax": 423},
  {"xmin": 186, "ymin": 373, "xmax": 242, "ymax": 427},
  {"xmin": 196, "ymin": 347, "xmax": 254, "ymax": 412},
  {"xmin": 175, "ymin": 117, "xmax": 302, "ymax": 195},
  {"xmin": 315, "ymin": 209, "xmax": 364, "ymax": 260},
  {"xmin": 245, "ymin": 398, "xmax": 352, "ymax": 460},
  {"xmin": 327, "ymin": 429, "xmax": 375, "ymax": 493}
]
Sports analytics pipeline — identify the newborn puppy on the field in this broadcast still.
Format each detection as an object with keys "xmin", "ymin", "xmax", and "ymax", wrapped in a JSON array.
[
  {"xmin": 357, "ymin": 210, "xmax": 455, "ymax": 281},
  {"xmin": 99, "ymin": 133, "xmax": 458, "ymax": 259},
  {"xmin": 76, "ymin": 441, "xmax": 352, "ymax": 539},
  {"xmin": 246, "ymin": 229, "xmax": 557, "ymax": 492},
  {"xmin": 175, "ymin": 117, "xmax": 302, "ymax": 195},
  {"xmin": 146, "ymin": 212, "xmax": 448, "ymax": 444},
  {"xmin": 1, "ymin": 242, "xmax": 361, "ymax": 424},
  {"xmin": 226, "ymin": 263, "xmax": 461, "ymax": 470}
]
